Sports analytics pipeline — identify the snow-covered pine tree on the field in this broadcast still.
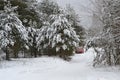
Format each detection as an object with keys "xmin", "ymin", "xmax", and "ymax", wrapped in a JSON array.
[
  {"xmin": 36, "ymin": 0, "xmax": 61, "ymax": 55},
  {"xmin": 65, "ymin": 4, "xmax": 85, "ymax": 46},
  {"xmin": 36, "ymin": 0, "xmax": 61, "ymax": 28},
  {"xmin": 1, "ymin": 0, "xmax": 40, "ymax": 28},
  {"xmin": 0, "ymin": 1, "xmax": 28, "ymax": 60},
  {"xmin": 37, "ymin": 0, "xmax": 60, "ymax": 16},
  {"xmin": 27, "ymin": 27, "xmax": 38, "ymax": 57},
  {"xmin": 37, "ymin": 10, "xmax": 80, "ymax": 60},
  {"xmin": 21, "ymin": 0, "xmax": 41, "ymax": 28},
  {"xmin": 36, "ymin": 21, "xmax": 51, "ymax": 55}
]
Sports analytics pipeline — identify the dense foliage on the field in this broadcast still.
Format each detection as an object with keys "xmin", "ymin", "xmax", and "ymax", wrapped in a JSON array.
[{"xmin": 0, "ymin": 0, "xmax": 85, "ymax": 61}]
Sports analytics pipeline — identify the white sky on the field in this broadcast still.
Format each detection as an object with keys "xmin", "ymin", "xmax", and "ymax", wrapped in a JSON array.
[{"xmin": 37, "ymin": 0, "xmax": 93, "ymax": 28}]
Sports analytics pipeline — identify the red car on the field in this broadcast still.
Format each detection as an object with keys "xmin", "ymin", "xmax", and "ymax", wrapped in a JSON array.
[{"xmin": 75, "ymin": 47, "xmax": 84, "ymax": 54}]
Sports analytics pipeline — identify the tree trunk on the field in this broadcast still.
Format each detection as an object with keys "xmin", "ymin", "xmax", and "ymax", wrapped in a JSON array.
[
  {"xmin": 14, "ymin": 52, "xmax": 18, "ymax": 58},
  {"xmin": 5, "ymin": 47, "xmax": 10, "ymax": 60}
]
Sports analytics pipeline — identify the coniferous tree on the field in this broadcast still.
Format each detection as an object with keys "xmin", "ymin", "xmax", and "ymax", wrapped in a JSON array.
[
  {"xmin": 65, "ymin": 4, "xmax": 85, "ymax": 46},
  {"xmin": 37, "ymin": 11, "xmax": 80, "ymax": 60},
  {"xmin": 0, "ymin": 0, "xmax": 40, "ymax": 27},
  {"xmin": 0, "ymin": 0, "xmax": 41, "ymax": 58},
  {"xmin": 36, "ymin": 0, "xmax": 61, "ymax": 27},
  {"xmin": 0, "ymin": 1, "xmax": 28, "ymax": 60},
  {"xmin": 36, "ymin": 0, "xmax": 62, "ymax": 55},
  {"xmin": 37, "ymin": 0, "xmax": 60, "ymax": 16},
  {"xmin": 27, "ymin": 27, "xmax": 38, "ymax": 57}
]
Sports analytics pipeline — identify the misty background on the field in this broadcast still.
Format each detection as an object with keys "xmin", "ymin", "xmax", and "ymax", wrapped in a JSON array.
[{"xmin": 38, "ymin": 0, "xmax": 93, "ymax": 28}]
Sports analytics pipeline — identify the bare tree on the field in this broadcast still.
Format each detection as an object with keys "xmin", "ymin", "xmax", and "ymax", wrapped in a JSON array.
[{"xmin": 86, "ymin": 0, "xmax": 120, "ymax": 66}]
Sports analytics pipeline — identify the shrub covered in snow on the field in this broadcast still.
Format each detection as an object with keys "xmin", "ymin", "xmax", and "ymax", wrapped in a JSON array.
[{"xmin": 86, "ymin": 0, "xmax": 120, "ymax": 66}]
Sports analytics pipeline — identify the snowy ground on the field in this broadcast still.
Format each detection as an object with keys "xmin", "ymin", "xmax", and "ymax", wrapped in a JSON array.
[{"xmin": 0, "ymin": 48, "xmax": 120, "ymax": 80}]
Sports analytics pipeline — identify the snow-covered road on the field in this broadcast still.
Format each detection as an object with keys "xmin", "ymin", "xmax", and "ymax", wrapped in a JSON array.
[{"xmin": 0, "ymin": 49, "xmax": 120, "ymax": 80}]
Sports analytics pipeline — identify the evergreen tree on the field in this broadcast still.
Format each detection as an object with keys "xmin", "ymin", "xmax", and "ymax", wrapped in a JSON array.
[
  {"xmin": 37, "ymin": 12, "xmax": 80, "ymax": 60},
  {"xmin": 36, "ymin": 0, "xmax": 62, "ymax": 54},
  {"xmin": 35, "ymin": 21, "xmax": 51, "ymax": 55},
  {"xmin": 0, "ymin": 1, "xmax": 28, "ymax": 60},
  {"xmin": 36, "ymin": 0, "xmax": 61, "ymax": 27},
  {"xmin": 0, "ymin": 0, "xmax": 40, "ymax": 27},
  {"xmin": 37, "ymin": 0, "xmax": 60, "ymax": 16},
  {"xmin": 27, "ymin": 27, "xmax": 38, "ymax": 57},
  {"xmin": 65, "ymin": 4, "xmax": 85, "ymax": 46},
  {"xmin": 0, "ymin": 0, "xmax": 40, "ymax": 58}
]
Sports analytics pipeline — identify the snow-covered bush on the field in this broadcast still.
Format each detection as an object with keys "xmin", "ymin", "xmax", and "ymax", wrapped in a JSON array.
[{"xmin": 87, "ymin": 0, "xmax": 120, "ymax": 66}]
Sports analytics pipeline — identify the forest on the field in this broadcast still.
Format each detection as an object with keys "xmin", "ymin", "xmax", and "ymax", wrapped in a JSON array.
[{"xmin": 0, "ymin": 0, "xmax": 120, "ymax": 67}]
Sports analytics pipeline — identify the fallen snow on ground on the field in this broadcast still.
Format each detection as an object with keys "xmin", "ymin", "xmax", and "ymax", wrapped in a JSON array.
[{"xmin": 0, "ymin": 48, "xmax": 120, "ymax": 80}]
